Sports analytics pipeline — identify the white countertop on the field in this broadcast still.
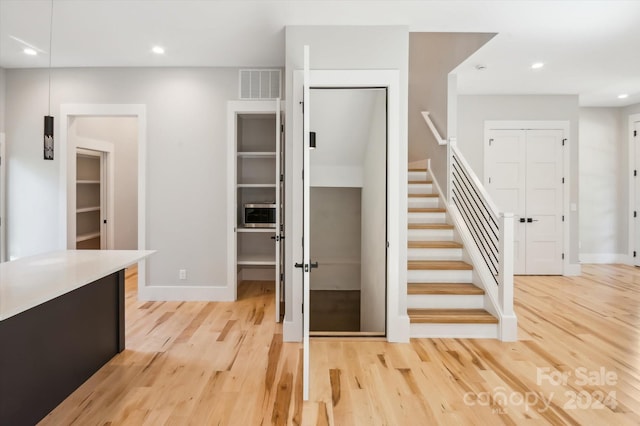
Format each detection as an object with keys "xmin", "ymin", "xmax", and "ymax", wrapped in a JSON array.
[{"xmin": 0, "ymin": 250, "xmax": 155, "ymax": 321}]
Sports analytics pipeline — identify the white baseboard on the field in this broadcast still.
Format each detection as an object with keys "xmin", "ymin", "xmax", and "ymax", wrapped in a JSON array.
[
  {"xmin": 579, "ymin": 253, "xmax": 630, "ymax": 265},
  {"xmin": 138, "ymin": 284, "xmax": 234, "ymax": 302},
  {"xmin": 283, "ymin": 319, "xmax": 301, "ymax": 342},
  {"xmin": 387, "ymin": 314, "xmax": 410, "ymax": 343}
]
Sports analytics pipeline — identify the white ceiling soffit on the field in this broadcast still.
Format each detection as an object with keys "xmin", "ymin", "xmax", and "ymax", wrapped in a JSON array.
[{"xmin": 1, "ymin": 1, "xmax": 640, "ymax": 107}]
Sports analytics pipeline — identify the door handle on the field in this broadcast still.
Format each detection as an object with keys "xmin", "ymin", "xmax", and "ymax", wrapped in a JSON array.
[
  {"xmin": 526, "ymin": 218, "xmax": 539, "ymax": 223},
  {"xmin": 271, "ymin": 235, "xmax": 279, "ymax": 241},
  {"xmin": 294, "ymin": 262, "xmax": 318, "ymax": 272},
  {"xmin": 519, "ymin": 218, "xmax": 526, "ymax": 223}
]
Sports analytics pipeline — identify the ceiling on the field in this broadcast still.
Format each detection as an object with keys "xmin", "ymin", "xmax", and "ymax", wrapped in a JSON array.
[{"xmin": 1, "ymin": 0, "xmax": 639, "ymax": 107}]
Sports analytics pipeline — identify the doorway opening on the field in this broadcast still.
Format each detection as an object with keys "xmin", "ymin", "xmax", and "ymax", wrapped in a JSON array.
[
  {"xmin": 60, "ymin": 104, "xmax": 147, "ymax": 288},
  {"xmin": 308, "ymin": 87, "xmax": 387, "ymax": 337},
  {"xmin": 67, "ymin": 116, "xmax": 138, "ymax": 251}
]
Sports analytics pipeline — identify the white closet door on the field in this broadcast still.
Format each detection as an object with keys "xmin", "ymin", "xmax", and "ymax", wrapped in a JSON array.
[
  {"xmin": 302, "ymin": 45, "xmax": 311, "ymax": 402},
  {"xmin": 486, "ymin": 129, "xmax": 527, "ymax": 274},
  {"xmin": 525, "ymin": 130, "xmax": 564, "ymax": 274},
  {"xmin": 274, "ymin": 98, "xmax": 282, "ymax": 322},
  {"xmin": 634, "ymin": 120, "xmax": 640, "ymax": 266}
]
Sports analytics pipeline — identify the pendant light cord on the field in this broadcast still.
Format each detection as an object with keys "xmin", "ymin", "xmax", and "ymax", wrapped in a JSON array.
[{"xmin": 47, "ymin": 0, "xmax": 54, "ymax": 115}]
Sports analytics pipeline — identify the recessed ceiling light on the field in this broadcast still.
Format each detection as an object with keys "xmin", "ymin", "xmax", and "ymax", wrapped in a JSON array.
[
  {"xmin": 618, "ymin": 93, "xmax": 629, "ymax": 99},
  {"xmin": 531, "ymin": 62, "xmax": 544, "ymax": 70},
  {"xmin": 151, "ymin": 46, "xmax": 165, "ymax": 55},
  {"xmin": 23, "ymin": 48, "xmax": 37, "ymax": 56}
]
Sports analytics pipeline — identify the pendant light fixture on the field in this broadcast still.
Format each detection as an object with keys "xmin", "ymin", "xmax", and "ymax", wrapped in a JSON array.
[{"xmin": 43, "ymin": 0, "xmax": 54, "ymax": 160}]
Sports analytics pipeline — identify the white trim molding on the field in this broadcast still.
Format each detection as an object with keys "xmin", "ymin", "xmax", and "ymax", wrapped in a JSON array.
[
  {"xmin": 580, "ymin": 253, "xmax": 632, "ymax": 264},
  {"xmin": 288, "ymin": 69, "xmax": 406, "ymax": 343},
  {"xmin": 628, "ymin": 113, "xmax": 640, "ymax": 266}
]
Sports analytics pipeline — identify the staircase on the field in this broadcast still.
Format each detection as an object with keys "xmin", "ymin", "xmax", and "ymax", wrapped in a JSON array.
[{"xmin": 407, "ymin": 168, "xmax": 499, "ymax": 339}]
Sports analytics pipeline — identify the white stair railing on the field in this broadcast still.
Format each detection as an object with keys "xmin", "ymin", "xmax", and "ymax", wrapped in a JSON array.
[{"xmin": 447, "ymin": 138, "xmax": 515, "ymax": 338}]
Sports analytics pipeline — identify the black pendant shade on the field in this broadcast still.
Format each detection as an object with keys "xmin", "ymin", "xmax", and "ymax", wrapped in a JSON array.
[{"xmin": 44, "ymin": 115, "xmax": 54, "ymax": 160}]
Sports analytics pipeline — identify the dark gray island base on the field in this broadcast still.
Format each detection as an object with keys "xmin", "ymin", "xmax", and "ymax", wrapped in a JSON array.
[{"xmin": 0, "ymin": 270, "xmax": 124, "ymax": 425}]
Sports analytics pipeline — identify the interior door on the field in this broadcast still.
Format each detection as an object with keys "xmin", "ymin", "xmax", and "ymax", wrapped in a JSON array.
[
  {"xmin": 525, "ymin": 130, "xmax": 563, "ymax": 274},
  {"xmin": 635, "ymin": 120, "xmax": 640, "ymax": 266},
  {"xmin": 486, "ymin": 129, "xmax": 526, "ymax": 273},
  {"xmin": 274, "ymin": 98, "xmax": 282, "ymax": 322},
  {"xmin": 486, "ymin": 128, "xmax": 563, "ymax": 274},
  {"xmin": 302, "ymin": 45, "xmax": 311, "ymax": 401}
]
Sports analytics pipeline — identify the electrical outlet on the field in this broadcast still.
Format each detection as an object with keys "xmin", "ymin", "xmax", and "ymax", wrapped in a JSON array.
[{"xmin": 179, "ymin": 269, "xmax": 187, "ymax": 280}]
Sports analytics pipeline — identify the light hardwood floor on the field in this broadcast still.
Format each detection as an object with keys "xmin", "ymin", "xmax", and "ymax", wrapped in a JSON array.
[{"xmin": 40, "ymin": 264, "xmax": 640, "ymax": 425}]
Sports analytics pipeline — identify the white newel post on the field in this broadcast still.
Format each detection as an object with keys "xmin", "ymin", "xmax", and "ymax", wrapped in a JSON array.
[
  {"xmin": 447, "ymin": 137, "xmax": 456, "ymax": 205},
  {"xmin": 498, "ymin": 212, "xmax": 514, "ymax": 316}
]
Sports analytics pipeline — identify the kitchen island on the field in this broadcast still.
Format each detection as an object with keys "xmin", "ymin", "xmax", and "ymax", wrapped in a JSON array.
[{"xmin": 0, "ymin": 250, "xmax": 154, "ymax": 426}]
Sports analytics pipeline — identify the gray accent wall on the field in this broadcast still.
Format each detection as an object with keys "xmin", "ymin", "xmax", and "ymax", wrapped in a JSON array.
[{"xmin": 408, "ymin": 32, "xmax": 495, "ymax": 192}]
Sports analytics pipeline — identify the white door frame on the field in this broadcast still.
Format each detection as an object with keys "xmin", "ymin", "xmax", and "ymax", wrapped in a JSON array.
[
  {"xmin": 484, "ymin": 120, "xmax": 571, "ymax": 275},
  {"xmin": 226, "ymin": 100, "xmax": 283, "ymax": 302},
  {"xmin": 628, "ymin": 113, "xmax": 640, "ymax": 264},
  {"xmin": 0, "ymin": 132, "xmax": 5, "ymax": 262},
  {"xmin": 285, "ymin": 69, "xmax": 407, "ymax": 343},
  {"xmin": 59, "ymin": 104, "xmax": 147, "ymax": 285},
  {"xmin": 75, "ymin": 144, "xmax": 114, "ymax": 249}
]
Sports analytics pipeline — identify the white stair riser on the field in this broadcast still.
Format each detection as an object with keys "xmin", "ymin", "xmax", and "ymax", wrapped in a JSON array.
[
  {"xmin": 408, "ymin": 212, "xmax": 446, "ymax": 223},
  {"xmin": 408, "ymin": 198, "xmax": 440, "ymax": 209},
  {"xmin": 407, "ymin": 294, "xmax": 484, "ymax": 309},
  {"xmin": 410, "ymin": 323, "xmax": 498, "ymax": 339},
  {"xmin": 408, "ymin": 229, "xmax": 453, "ymax": 241},
  {"xmin": 408, "ymin": 183, "xmax": 433, "ymax": 194},
  {"xmin": 408, "ymin": 171, "xmax": 428, "ymax": 181},
  {"xmin": 407, "ymin": 269, "xmax": 473, "ymax": 283},
  {"xmin": 407, "ymin": 247, "xmax": 463, "ymax": 261}
]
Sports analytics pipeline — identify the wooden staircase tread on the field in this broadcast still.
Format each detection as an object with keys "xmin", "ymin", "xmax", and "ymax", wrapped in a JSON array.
[
  {"xmin": 408, "ymin": 260, "xmax": 473, "ymax": 270},
  {"xmin": 408, "ymin": 207, "xmax": 446, "ymax": 213},
  {"xmin": 408, "ymin": 168, "xmax": 428, "ymax": 172},
  {"xmin": 408, "ymin": 241, "xmax": 463, "ymax": 249},
  {"xmin": 408, "ymin": 283, "xmax": 485, "ymax": 295},
  {"xmin": 408, "ymin": 309, "xmax": 498, "ymax": 324},
  {"xmin": 409, "ymin": 180, "xmax": 433, "ymax": 184},
  {"xmin": 408, "ymin": 193, "xmax": 439, "ymax": 198},
  {"xmin": 408, "ymin": 223, "xmax": 453, "ymax": 230}
]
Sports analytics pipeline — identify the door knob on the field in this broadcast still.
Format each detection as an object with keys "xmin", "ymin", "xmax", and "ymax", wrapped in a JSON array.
[
  {"xmin": 310, "ymin": 261, "xmax": 319, "ymax": 269},
  {"xmin": 519, "ymin": 218, "xmax": 526, "ymax": 223}
]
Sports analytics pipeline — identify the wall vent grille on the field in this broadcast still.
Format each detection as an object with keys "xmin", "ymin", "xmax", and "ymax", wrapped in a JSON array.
[{"xmin": 239, "ymin": 69, "xmax": 281, "ymax": 100}]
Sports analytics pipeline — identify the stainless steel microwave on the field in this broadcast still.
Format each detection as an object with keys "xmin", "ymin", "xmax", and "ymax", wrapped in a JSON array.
[{"xmin": 243, "ymin": 203, "xmax": 276, "ymax": 228}]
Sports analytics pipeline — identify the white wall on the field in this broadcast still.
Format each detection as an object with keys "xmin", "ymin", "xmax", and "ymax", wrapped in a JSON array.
[
  {"xmin": 457, "ymin": 95, "xmax": 580, "ymax": 266},
  {"xmin": 5, "ymin": 67, "xmax": 237, "ymax": 295},
  {"xmin": 360, "ymin": 91, "xmax": 386, "ymax": 333},
  {"xmin": 72, "ymin": 116, "xmax": 138, "ymax": 250},
  {"xmin": 0, "ymin": 67, "xmax": 5, "ymax": 132},
  {"xmin": 578, "ymin": 108, "xmax": 627, "ymax": 260}
]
